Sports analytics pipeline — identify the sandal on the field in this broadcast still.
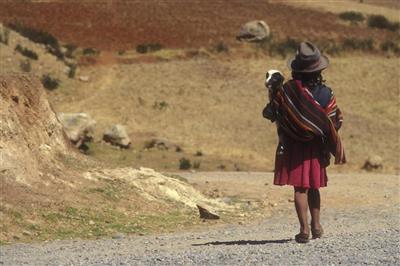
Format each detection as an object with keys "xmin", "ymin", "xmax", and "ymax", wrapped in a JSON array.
[
  {"xmin": 295, "ymin": 232, "xmax": 310, "ymax": 243},
  {"xmin": 311, "ymin": 227, "xmax": 324, "ymax": 239}
]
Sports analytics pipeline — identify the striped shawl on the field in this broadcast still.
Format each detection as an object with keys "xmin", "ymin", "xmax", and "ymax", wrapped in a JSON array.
[{"xmin": 271, "ymin": 80, "xmax": 346, "ymax": 164}]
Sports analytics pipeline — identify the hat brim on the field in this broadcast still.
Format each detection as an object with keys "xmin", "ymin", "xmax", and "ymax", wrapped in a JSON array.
[{"xmin": 287, "ymin": 55, "xmax": 329, "ymax": 73}]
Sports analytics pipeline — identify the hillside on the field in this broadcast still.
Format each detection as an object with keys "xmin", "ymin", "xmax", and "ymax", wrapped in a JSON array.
[{"xmin": 0, "ymin": 0, "xmax": 398, "ymax": 50}]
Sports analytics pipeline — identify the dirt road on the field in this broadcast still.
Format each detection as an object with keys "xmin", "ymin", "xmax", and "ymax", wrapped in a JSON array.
[{"xmin": 1, "ymin": 172, "xmax": 399, "ymax": 265}]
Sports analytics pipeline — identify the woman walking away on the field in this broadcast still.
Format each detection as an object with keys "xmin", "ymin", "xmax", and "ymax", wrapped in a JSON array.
[{"xmin": 263, "ymin": 41, "xmax": 346, "ymax": 243}]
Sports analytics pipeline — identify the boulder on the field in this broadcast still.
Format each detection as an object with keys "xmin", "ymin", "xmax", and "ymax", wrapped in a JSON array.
[
  {"xmin": 57, "ymin": 113, "xmax": 96, "ymax": 149},
  {"xmin": 362, "ymin": 155, "xmax": 383, "ymax": 171},
  {"xmin": 236, "ymin": 20, "xmax": 270, "ymax": 42},
  {"xmin": 196, "ymin": 204, "xmax": 220, "ymax": 220},
  {"xmin": 103, "ymin": 124, "xmax": 131, "ymax": 148}
]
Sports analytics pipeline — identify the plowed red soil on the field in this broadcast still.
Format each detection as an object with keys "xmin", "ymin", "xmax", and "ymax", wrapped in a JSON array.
[{"xmin": 0, "ymin": 0, "xmax": 394, "ymax": 51}]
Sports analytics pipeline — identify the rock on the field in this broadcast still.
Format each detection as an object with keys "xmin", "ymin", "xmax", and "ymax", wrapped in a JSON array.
[
  {"xmin": 362, "ymin": 155, "xmax": 383, "ymax": 171},
  {"xmin": 196, "ymin": 204, "xmax": 220, "ymax": 220},
  {"xmin": 79, "ymin": 76, "xmax": 90, "ymax": 82},
  {"xmin": 236, "ymin": 20, "xmax": 270, "ymax": 42},
  {"xmin": 103, "ymin": 124, "xmax": 131, "ymax": 148},
  {"xmin": 144, "ymin": 138, "xmax": 181, "ymax": 151},
  {"xmin": 22, "ymin": 230, "xmax": 32, "ymax": 236},
  {"xmin": 112, "ymin": 232, "xmax": 125, "ymax": 239},
  {"xmin": 57, "ymin": 113, "xmax": 96, "ymax": 149}
]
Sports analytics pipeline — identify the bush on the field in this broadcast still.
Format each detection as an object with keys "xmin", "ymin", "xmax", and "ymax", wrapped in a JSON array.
[
  {"xmin": 179, "ymin": 158, "xmax": 191, "ymax": 170},
  {"xmin": 342, "ymin": 38, "xmax": 374, "ymax": 51},
  {"xmin": 214, "ymin": 41, "xmax": 229, "ymax": 53},
  {"xmin": 67, "ymin": 64, "xmax": 77, "ymax": 79},
  {"xmin": 64, "ymin": 43, "xmax": 77, "ymax": 58},
  {"xmin": 0, "ymin": 27, "xmax": 10, "ymax": 45},
  {"xmin": 19, "ymin": 59, "xmax": 31, "ymax": 72},
  {"xmin": 338, "ymin": 11, "xmax": 365, "ymax": 23},
  {"xmin": 260, "ymin": 37, "xmax": 299, "ymax": 58},
  {"xmin": 8, "ymin": 23, "xmax": 63, "ymax": 59},
  {"xmin": 136, "ymin": 43, "xmax": 163, "ymax": 54},
  {"xmin": 195, "ymin": 151, "xmax": 203, "ymax": 156},
  {"xmin": 82, "ymin": 47, "xmax": 100, "ymax": 56},
  {"xmin": 41, "ymin": 74, "xmax": 60, "ymax": 90},
  {"xmin": 380, "ymin": 40, "xmax": 400, "ymax": 54},
  {"xmin": 193, "ymin": 161, "xmax": 201, "ymax": 169},
  {"xmin": 15, "ymin": 44, "xmax": 39, "ymax": 60},
  {"xmin": 367, "ymin": 15, "xmax": 399, "ymax": 31}
]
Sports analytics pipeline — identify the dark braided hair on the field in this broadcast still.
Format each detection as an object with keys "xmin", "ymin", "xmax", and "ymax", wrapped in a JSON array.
[{"xmin": 292, "ymin": 71, "xmax": 325, "ymax": 90}]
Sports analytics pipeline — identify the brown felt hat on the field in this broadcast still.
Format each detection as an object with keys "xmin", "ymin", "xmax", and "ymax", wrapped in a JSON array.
[{"xmin": 287, "ymin": 41, "xmax": 329, "ymax": 73}]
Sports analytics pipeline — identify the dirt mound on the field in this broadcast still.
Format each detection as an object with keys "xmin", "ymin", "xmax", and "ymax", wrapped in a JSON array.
[
  {"xmin": 0, "ymin": 1, "xmax": 395, "ymax": 50},
  {"xmin": 0, "ymin": 74, "xmax": 71, "ymax": 185}
]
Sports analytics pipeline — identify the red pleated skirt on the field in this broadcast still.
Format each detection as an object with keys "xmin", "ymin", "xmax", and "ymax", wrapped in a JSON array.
[{"xmin": 274, "ymin": 138, "xmax": 328, "ymax": 189}]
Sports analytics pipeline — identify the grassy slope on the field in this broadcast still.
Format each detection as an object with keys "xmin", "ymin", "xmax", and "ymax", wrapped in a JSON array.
[{"xmin": 50, "ymin": 55, "xmax": 400, "ymax": 174}]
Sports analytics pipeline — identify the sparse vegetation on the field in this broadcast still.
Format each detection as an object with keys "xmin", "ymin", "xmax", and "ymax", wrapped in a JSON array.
[
  {"xmin": 258, "ymin": 37, "xmax": 299, "ymax": 58},
  {"xmin": 67, "ymin": 64, "xmax": 77, "ymax": 79},
  {"xmin": 380, "ymin": 40, "xmax": 400, "ymax": 54},
  {"xmin": 41, "ymin": 74, "xmax": 60, "ymax": 90},
  {"xmin": 0, "ymin": 26, "xmax": 10, "ymax": 45},
  {"xmin": 8, "ymin": 23, "xmax": 64, "ymax": 59},
  {"xmin": 64, "ymin": 43, "xmax": 77, "ymax": 58},
  {"xmin": 19, "ymin": 59, "xmax": 32, "ymax": 72},
  {"xmin": 193, "ymin": 161, "xmax": 201, "ymax": 169},
  {"xmin": 136, "ymin": 43, "xmax": 163, "ymax": 54},
  {"xmin": 82, "ymin": 47, "xmax": 100, "ymax": 56},
  {"xmin": 214, "ymin": 41, "xmax": 229, "ymax": 53},
  {"xmin": 367, "ymin": 15, "xmax": 400, "ymax": 31},
  {"xmin": 153, "ymin": 100, "xmax": 169, "ymax": 110},
  {"xmin": 179, "ymin": 157, "xmax": 192, "ymax": 170},
  {"xmin": 15, "ymin": 44, "xmax": 39, "ymax": 60},
  {"xmin": 342, "ymin": 38, "xmax": 374, "ymax": 51},
  {"xmin": 338, "ymin": 11, "xmax": 365, "ymax": 24}
]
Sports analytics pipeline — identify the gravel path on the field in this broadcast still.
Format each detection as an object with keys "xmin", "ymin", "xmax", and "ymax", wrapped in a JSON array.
[{"xmin": 1, "ymin": 172, "xmax": 399, "ymax": 265}]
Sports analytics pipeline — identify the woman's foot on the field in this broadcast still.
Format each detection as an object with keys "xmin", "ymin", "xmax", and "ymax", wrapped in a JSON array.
[
  {"xmin": 295, "ymin": 232, "xmax": 310, "ymax": 243},
  {"xmin": 311, "ymin": 226, "xmax": 324, "ymax": 239}
]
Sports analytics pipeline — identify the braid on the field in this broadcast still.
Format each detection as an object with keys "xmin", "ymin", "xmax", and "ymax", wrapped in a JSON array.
[{"xmin": 292, "ymin": 71, "xmax": 325, "ymax": 89}]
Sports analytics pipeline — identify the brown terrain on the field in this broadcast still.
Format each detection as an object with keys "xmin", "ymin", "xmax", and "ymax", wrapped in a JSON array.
[
  {"xmin": 0, "ymin": 0, "xmax": 399, "ymax": 245},
  {"xmin": 0, "ymin": 0, "xmax": 397, "ymax": 50}
]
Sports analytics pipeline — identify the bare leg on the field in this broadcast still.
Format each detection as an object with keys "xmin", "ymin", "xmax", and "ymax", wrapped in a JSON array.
[
  {"xmin": 308, "ymin": 189, "xmax": 322, "ymax": 231},
  {"xmin": 294, "ymin": 187, "xmax": 310, "ymax": 235}
]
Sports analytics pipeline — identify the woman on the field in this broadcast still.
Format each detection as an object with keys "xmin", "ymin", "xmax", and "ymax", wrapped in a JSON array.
[{"xmin": 263, "ymin": 42, "xmax": 346, "ymax": 243}]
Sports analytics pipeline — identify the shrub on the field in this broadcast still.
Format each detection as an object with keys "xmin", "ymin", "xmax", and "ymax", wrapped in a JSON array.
[
  {"xmin": 19, "ymin": 59, "xmax": 31, "ymax": 72},
  {"xmin": 15, "ymin": 44, "xmax": 39, "ymax": 60},
  {"xmin": 264, "ymin": 37, "xmax": 299, "ymax": 58},
  {"xmin": 380, "ymin": 40, "xmax": 400, "ymax": 54},
  {"xmin": 64, "ymin": 43, "xmax": 77, "ymax": 58},
  {"xmin": 215, "ymin": 41, "xmax": 229, "ymax": 53},
  {"xmin": 193, "ymin": 161, "xmax": 201, "ymax": 169},
  {"xmin": 367, "ymin": 15, "xmax": 400, "ymax": 31},
  {"xmin": 342, "ymin": 38, "xmax": 374, "ymax": 51},
  {"xmin": 0, "ymin": 27, "xmax": 10, "ymax": 45},
  {"xmin": 179, "ymin": 157, "xmax": 191, "ymax": 170},
  {"xmin": 82, "ymin": 47, "xmax": 100, "ymax": 56},
  {"xmin": 153, "ymin": 101, "xmax": 169, "ymax": 110},
  {"xmin": 338, "ymin": 11, "xmax": 365, "ymax": 23},
  {"xmin": 41, "ymin": 74, "xmax": 60, "ymax": 90},
  {"xmin": 136, "ymin": 43, "xmax": 163, "ymax": 54},
  {"xmin": 195, "ymin": 151, "xmax": 203, "ymax": 156},
  {"xmin": 67, "ymin": 64, "xmax": 77, "ymax": 79},
  {"xmin": 8, "ymin": 23, "xmax": 63, "ymax": 59}
]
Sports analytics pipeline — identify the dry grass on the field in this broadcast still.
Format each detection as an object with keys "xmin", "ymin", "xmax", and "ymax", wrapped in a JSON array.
[
  {"xmin": 50, "ymin": 55, "xmax": 400, "ymax": 174},
  {"xmin": 282, "ymin": 0, "xmax": 400, "ymax": 22}
]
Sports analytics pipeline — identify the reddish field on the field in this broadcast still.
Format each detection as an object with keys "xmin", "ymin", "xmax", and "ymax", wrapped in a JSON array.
[{"xmin": 0, "ymin": 0, "xmax": 395, "ymax": 51}]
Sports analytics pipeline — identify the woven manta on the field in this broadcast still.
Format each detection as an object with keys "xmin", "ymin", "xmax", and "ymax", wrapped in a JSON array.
[{"xmin": 263, "ymin": 70, "xmax": 346, "ymax": 165}]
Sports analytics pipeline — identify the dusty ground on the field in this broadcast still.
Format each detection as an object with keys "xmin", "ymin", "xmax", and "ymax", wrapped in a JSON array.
[{"xmin": 1, "ymin": 172, "xmax": 399, "ymax": 265}]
